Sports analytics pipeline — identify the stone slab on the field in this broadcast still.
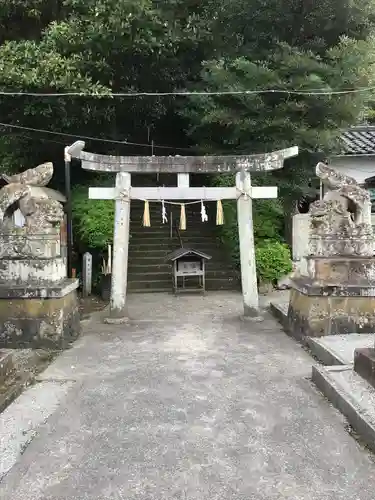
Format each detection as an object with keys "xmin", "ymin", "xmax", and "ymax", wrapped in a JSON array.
[
  {"xmin": 0, "ymin": 380, "xmax": 73, "ymax": 481},
  {"xmin": 312, "ymin": 364, "xmax": 375, "ymax": 454},
  {"xmin": 354, "ymin": 347, "xmax": 375, "ymax": 388},
  {"xmin": 307, "ymin": 334, "xmax": 374, "ymax": 366}
]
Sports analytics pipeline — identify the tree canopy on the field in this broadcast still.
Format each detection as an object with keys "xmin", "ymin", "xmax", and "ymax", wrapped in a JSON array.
[{"xmin": 0, "ymin": 0, "xmax": 374, "ymax": 192}]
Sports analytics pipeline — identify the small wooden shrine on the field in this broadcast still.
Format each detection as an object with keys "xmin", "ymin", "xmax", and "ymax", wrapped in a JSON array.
[{"xmin": 166, "ymin": 247, "xmax": 211, "ymax": 295}]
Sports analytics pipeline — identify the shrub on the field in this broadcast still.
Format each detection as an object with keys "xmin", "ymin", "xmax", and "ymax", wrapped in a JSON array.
[
  {"xmin": 72, "ymin": 185, "xmax": 114, "ymax": 250},
  {"xmin": 255, "ymin": 240, "xmax": 292, "ymax": 284}
]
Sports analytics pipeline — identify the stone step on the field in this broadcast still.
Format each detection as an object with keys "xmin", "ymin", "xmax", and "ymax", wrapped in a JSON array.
[
  {"xmin": 312, "ymin": 364, "xmax": 375, "ymax": 454},
  {"xmin": 128, "ymin": 269, "xmax": 237, "ymax": 280},
  {"xmin": 128, "ymin": 267, "xmax": 170, "ymax": 275},
  {"xmin": 129, "ymin": 243, "xmax": 223, "ymax": 252},
  {"xmin": 128, "ymin": 257, "xmax": 233, "ymax": 268},
  {"xmin": 127, "ymin": 277, "xmax": 240, "ymax": 293},
  {"xmin": 130, "ymin": 213, "xmax": 212, "ymax": 219},
  {"xmin": 131, "ymin": 209, "xmax": 212, "ymax": 216},
  {"xmin": 130, "ymin": 237, "xmax": 216, "ymax": 244},
  {"xmin": 129, "ymin": 243, "xmax": 225, "ymax": 251},
  {"xmin": 130, "ymin": 226, "xmax": 216, "ymax": 234},
  {"xmin": 307, "ymin": 334, "xmax": 374, "ymax": 366},
  {"xmin": 130, "ymin": 237, "xmax": 220, "ymax": 245},
  {"xmin": 127, "ymin": 279, "xmax": 172, "ymax": 292},
  {"xmin": 128, "ymin": 251, "xmax": 171, "ymax": 259},
  {"xmin": 128, "ymin": 259, "xmax": 234, "ymax": 268},
  {"xmin": 128, "ymin": 255, "xmax": 229, "ymax": 266},
  {"xmin": 128, "ymin": 198, "xmax": 236, "ymax": 292},
  {"xmin": 130, "ymin": 220, "xmax": 210, "ymax": 229},
  {"xmin": 130, "ymin": 209, "xmax": 209, "ymax": 217}
]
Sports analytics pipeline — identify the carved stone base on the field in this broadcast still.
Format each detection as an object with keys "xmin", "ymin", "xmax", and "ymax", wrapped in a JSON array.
[
  {"xmin": 309, "ymin": 235, "xmax": 374, "ymax": 257},
  {"xmin": 306, "ymin": 255, "xmax": 375, "ymax": 283},
  {"xmin": 0, "ymin": 279, "xmax": 80, "ymax": 349},
  {"xmin": 0, "ymin": 258, "xmax": 66, "ymax": 284},
  {"xmin": 0, "ymin": 228, "xmax": 61, "ymax": 259},
  {"xmin": 288, "ymin": 278, "xmax": 375, "ymax": 342},
  {"xmin": 354, "ymin": 348, "xmax": 375, "ymax": 388}
]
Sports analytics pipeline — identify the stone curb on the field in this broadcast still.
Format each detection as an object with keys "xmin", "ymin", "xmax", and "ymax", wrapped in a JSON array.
[
  {"xmin": 0, "ymin": 372, "xmax": 34, "ymax": 415},
  {"xmin": 312, "ymin": 364, "xmax": 375, "ymax": 454},
  {"xmin": 307, "ymin": 338, "xmax": 348, "ymax": 366},
  {"xmin": 0, "ymin": 310, "xmax": 100, "ymax": 415},
  {"xmin": 269, "ymin": 302, "xmax": 289, "ymax": 331}
]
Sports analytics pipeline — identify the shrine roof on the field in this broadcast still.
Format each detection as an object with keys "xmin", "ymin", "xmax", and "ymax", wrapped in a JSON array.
[
  {"xmin": 166, "ymin": 247, "xmax": 212, "ymax": 262},
  {"xmin": 340, "ymin": 126, "xmax": 375, "ymax": 155}
]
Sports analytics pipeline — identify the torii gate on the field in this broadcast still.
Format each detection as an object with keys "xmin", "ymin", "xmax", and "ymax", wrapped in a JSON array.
[{"xmin": 70, "ymin": 143, "xmax": 298, "ymax": 322}]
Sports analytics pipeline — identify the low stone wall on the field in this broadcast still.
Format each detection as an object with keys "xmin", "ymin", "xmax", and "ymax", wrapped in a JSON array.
[{"xmin": 0, "ymin": 280, "xmax": 80, "ymax": 349}]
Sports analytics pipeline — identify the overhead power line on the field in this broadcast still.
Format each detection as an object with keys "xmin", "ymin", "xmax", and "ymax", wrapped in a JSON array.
[
  {"xmin": 0, "ymin": 86, "xmax": 374, "ymax": 97},
  {"xmin": 0, "ymin": 121, "xmax": 193, "ymax": 152}
]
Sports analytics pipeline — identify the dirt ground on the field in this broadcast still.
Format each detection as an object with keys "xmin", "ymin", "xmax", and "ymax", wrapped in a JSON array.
[{"xmin": 78, "ymin": 294, "xmax": 108, "ymax": 318}]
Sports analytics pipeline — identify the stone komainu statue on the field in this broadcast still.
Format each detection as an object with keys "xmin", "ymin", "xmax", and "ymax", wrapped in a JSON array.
[
  {"xmin": 0, "ymin": 162, "xmax": 64, "ymax": 232},
  {"xmin": 308, "ymin": 162, "xmax": 373, "ymax": 256}
]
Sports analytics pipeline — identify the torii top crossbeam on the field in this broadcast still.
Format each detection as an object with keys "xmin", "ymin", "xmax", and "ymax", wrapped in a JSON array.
[{"xmin": 69, "ymin": 143, "xmax": 298, "ymax": 173}]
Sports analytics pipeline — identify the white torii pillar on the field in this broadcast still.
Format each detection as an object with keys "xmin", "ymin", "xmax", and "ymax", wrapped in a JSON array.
[{"xmin": 105, "ymin": 172, "xmax": 131, "ymax": 323}]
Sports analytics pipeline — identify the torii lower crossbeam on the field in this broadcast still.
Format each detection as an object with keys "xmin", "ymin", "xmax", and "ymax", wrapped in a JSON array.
[{"xmin": 88, "ymin": 186, "xmax": 277, "ymax": 201}]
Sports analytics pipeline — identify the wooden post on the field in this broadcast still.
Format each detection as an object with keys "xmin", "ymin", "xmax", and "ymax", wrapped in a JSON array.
[
  {"xmin": 105, "ymin": 172, "xmax": 131, "ymax": 323},
  {"xmin": 236, "ymin": 171, "xmax": 260, "ymax": 317},
  {"xmin": 82, "ymin": 252, "xmax": 92, "ymax": 297}
]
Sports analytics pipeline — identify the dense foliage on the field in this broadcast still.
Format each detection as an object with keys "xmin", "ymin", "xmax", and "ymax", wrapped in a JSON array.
[
  {"xmin": 71, "ymin": 185, "xmax": 114, "ymax": 250},
  {"xmin": 255, "ymin": 240, "xmax": 292, "ymax": 285}
]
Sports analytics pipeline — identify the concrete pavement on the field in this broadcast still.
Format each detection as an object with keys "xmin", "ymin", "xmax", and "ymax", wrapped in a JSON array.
[{"xmin": 1, "ymin": 292, "xmax": 375, "ymax": 499}]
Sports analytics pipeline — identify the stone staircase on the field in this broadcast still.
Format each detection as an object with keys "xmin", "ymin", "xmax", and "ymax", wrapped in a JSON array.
[{"xmin": 127, "ymin": 200, "xmax": 240, "ymax": 293}]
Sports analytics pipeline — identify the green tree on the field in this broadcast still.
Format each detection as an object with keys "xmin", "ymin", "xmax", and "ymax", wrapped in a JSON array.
[
  {"xmin": 0, "ymin": 0, "xmax": 215, "ymax": 176},
  {"xmin": 180, "ymin": 0, "xmax": 375, "ymax": 263},
  {"xmin": 182, "ymin": 0, "xmax": 375, "ymax": 238}
]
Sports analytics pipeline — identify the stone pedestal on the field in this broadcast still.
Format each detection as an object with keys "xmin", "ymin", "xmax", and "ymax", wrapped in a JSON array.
[
  {"xmin": 0, "ymin": 228, "xmax": 80, "ymax": 349},
  {"xmin": 288, "ymin": 255, "xmax": 375, "ymax": 342},
  {"xmin": 0, "ymin": 278, "xmax": 80, "ymax": 349},
  {"xmin": 0, "ymin": 162, "xmax": 82, "ymax": 349}
]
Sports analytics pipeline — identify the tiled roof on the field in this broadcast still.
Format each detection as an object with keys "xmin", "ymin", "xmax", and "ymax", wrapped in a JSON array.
[{"xmin": 340, "ymin": 126, "xmax": 375, "ymax": 155}]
